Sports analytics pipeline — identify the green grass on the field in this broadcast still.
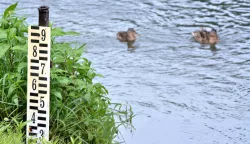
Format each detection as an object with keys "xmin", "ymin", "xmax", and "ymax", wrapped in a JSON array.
[
  {"xmin": 0, "ymin": 2, "xmax": 135, "ymax": 143},
  {"xmin": 0, "ymin": 118, "xmax": 23, "ymax": 144},
  {"xmin": 0, "ymin": 118, "xmax": 59, "ymax": 144}
]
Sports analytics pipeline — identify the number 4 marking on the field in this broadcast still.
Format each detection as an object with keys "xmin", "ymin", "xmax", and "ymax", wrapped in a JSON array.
[{"xmin": 31, "ymin": 112, "xmax": 35, "ymax": 123}]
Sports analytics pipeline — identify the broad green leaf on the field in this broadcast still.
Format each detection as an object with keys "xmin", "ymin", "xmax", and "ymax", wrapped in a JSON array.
[
  {"xmin": 87, "ymin": 131, "xmax": 94, "ymax": 141},
  {"xmin": 51, "ymin": 68, "xmax": 68, "ymax": 74},
  {"xmin": 53, "ymin": 43, "xmax": 71, "ymax": 50},
  {"xmin": 12, "ymin": 94, "xmax": 18, "ymax": 106},
  {"xmin": 17, "ymin": 121, "xmax": 29, "ymax": 131},
  {"xmin": 78, "ymin": 43, "xmax": 86, "ymax": 49},
  {"xmin": 52, "ymin": 27, "xmax": 64, "ymax": 37},
  {"xmin": 75, "ymin": 79, "xmax": 86, "ymax": 87},
  {"xmin": 57, "ymin": 77, "xmax": 70, "ymax": 85},
  {"xmin": 17, "ymin": 62, "xmax": 27, "ymax": 73},
  {"xmin": 7, "ymin": 84, "xmax": 15, "ymax": 97},
  {"xmin": 65, "ymin": 31, "xmax": 80, "ymax": 36},
  {"xmin": 0, "ymin": 44, "xmax": 10, "ymax": 58},
  {"xmin": 3, "ymin": 2, "xmax": 18, "ymax": 18},
  {"xmin": 85, "ymin": 93, "xmax": 91, "ymax": 103},
  {"xmin": 52, "ymin": 91, "xmax": 62, "ymax": 99},
  {"xmin": 15, "ymin": 36, "xmax": 26, "ymax": 44},
  {"xmin": 0, "ymin": 29, "xmax": 7, "ymax": 39},
  {"xmin": 95, "ymin": 73, "xmax": 104, "ymax": 78},
  {"xmin": 7, "ymin": 28, "xmax": 17, "ymax": 39},
  {"xmin": 52, "ymin": 27, "xmax": 80, "ymax": 37},
  {"xmin": 70, "ymin": 137, "xmax": 75, "ymax": 144},
  {"xmin": 68, "ymin": 91, "xmax": 76, "ymax": 97},
  {"xmin": 0, "ymin": 124, "xmax": 10, "ymax": 132},
  {"xmin": 52, "ymin": 55, "xmax": 66, "ymax": 63},
  {"xmin": 11, "ymin": 44, "xmax": 27, "ymax": 52}
]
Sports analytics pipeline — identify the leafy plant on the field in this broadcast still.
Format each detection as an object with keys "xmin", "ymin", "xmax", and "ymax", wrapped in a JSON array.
[
  {"xmin": 0, "ymin": 117, "xmax": 60, "ymax": 144},
  {"xmin": 0, "ymin": 117, "xmax": 24, "ymax": 144},
  {"xmin": 0, "ymin": 2, "xmax": 134, "ymax": 144},
  {"xmin": 0, "ymin": 2, "xmax": 28, "ymax": 121}
]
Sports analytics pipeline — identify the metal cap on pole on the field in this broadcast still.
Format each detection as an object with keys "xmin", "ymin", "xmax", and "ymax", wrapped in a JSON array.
[{"xmin": 38, "ymin": 6, "xmax": 49, "ymax": 26}]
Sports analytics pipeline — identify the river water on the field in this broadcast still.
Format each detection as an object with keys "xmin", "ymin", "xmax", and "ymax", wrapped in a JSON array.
[{"xmin": 1, "ymin": 0, "xmax": 250, "ymax": 144}]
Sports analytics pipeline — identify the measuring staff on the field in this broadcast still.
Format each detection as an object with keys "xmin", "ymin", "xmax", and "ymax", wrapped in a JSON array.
[{"xmin": 26, "ymin": 25, "xmax": 51, "ymax": 143}]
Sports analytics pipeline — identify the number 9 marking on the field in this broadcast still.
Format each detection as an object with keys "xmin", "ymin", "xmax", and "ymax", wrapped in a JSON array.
[{"xmin": 41, "ymin": 29, "xmax": 46, "ymax": 41}]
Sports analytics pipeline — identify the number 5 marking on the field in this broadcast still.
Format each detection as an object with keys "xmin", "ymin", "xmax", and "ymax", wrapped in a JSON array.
[{"xmin": 40, "ymin": 96, "xmax": 45, "ymax": 108}]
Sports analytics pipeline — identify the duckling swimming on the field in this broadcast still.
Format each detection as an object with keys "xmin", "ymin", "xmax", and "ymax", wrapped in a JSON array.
[
  {"xmin": 192, "ymin": 28, "xmax": 219, "ymax": 44},
  {"xmin": 117, "ymin": 28, "xmax": 138, "ymax": 42}
]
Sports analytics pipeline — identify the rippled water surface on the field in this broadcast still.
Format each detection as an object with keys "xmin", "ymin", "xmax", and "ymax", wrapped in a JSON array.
[{"xmin": 1, "ymin": 0, "xmax": 250, "ymax": 143}]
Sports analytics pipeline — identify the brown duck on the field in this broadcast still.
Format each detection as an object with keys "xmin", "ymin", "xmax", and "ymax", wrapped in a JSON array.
[
  {"xmin": 192, "ymin": 28, "xmax": 219, "ymax": 44},
  {"xmin": 117, "ymin": 28, "xmax": 138, "ymax": 42}
]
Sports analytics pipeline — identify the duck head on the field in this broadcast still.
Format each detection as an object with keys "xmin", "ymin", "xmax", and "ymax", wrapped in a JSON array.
[
  {"xmin": 210, "ymin": 28, "xmax": 217, "ymax": 36},
  {"xmin": 128, "ymin": 28, "xmax": 135, "ymax": 32},
  {"xmin": 209, "ymin": 28, "xmax": 219, "ymax": 44},
  {"xmin": 127, "ymin": 28, "xmax": 138, "ymax": 42}
]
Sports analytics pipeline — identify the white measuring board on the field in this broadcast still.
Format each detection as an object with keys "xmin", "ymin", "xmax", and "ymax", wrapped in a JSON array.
[{"xmin": 27, "ymin": 26, "xmax": 51, "ymax": 143}]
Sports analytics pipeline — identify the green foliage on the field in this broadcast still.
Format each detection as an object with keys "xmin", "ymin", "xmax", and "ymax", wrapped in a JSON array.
[
  {"xmin": 0, "ymin": 117, "xmax": 24, "ymax": 144},
  {"xmin": 3, "ymin": 2, "xmax": 18, "ymax": 18},
  {"xmin": 0, "ymin": 2, "xmax": 134, "ymax": 144},
  {"xmin": 0, "ymin": 117, "xmax": 59, "ymax": 144}
]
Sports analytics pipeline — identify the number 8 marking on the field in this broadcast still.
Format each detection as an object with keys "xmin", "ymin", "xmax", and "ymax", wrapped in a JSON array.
[{"xmin": 33, "ymin": 46, "xmax": 37, "ymax": 57}]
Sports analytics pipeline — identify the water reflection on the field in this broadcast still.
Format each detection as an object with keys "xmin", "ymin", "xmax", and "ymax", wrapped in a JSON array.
[
  {"xmin": 127, "ymin": 41, "xmax": 136, "ymax": 48},
  {"xmin": 210, "ymin": 44, "xmax": 217, "ymax": 53}
]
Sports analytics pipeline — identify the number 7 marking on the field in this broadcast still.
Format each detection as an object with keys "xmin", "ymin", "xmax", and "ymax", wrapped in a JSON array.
[{"xmin": 41, "ymin": 63, "xmax": 45, "ymax": 74}]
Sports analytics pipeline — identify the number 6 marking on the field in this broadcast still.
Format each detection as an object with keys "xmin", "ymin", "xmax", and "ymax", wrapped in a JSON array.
[{"xmin": 32, "ymin": 79, "xmax": 36, "ymax": 90}]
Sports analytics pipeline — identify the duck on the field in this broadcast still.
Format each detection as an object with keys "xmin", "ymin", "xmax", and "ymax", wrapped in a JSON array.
[
  {"xmin": 192, "ymin": 28, "xmax": 219, "ymax": 44},
  {"xmin": 117, "ymin": 28, "xmax": 138, "ymax": 42}
]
